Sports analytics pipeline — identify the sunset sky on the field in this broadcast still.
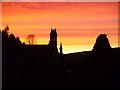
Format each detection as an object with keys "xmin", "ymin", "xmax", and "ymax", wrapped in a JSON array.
[{"xmin": 2, "ymin": 2, "xmax": 118, "ymax": 54}]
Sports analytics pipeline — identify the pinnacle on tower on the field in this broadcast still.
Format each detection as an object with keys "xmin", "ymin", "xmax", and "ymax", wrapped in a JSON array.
[{"xmin": 60, "ymin": 42, "xmax": 63, "ymax": 54}]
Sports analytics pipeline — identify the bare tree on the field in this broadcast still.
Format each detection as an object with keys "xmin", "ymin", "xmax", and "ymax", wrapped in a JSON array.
[{"xmin": 27, "ymin": 34, "xmax": 35, "ymax": 45}]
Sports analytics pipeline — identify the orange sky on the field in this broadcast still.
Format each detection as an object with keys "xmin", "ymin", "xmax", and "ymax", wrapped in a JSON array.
[{"xmin": 2, "ymin": 2, "xmax": 118, "ymax": 54}]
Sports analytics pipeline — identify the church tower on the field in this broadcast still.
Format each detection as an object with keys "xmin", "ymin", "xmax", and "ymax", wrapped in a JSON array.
[{"xmin": 49, "ymin": 28, "xmax": 57, "ymax": 48}]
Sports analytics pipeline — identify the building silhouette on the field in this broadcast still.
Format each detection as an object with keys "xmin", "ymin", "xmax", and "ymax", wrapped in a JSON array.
[
  {"xmin": 2, "ymin": 27, "xmax": 120, "ymax": 89},
  {"xmin": 2, "ymin": 28, "xmax": 61, "ymax": 89}
]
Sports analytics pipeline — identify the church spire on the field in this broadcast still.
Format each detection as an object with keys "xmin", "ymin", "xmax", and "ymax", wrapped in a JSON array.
[{"xmin": 60, "ymin": 42, "xmax": 63, "ymax": 54}]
